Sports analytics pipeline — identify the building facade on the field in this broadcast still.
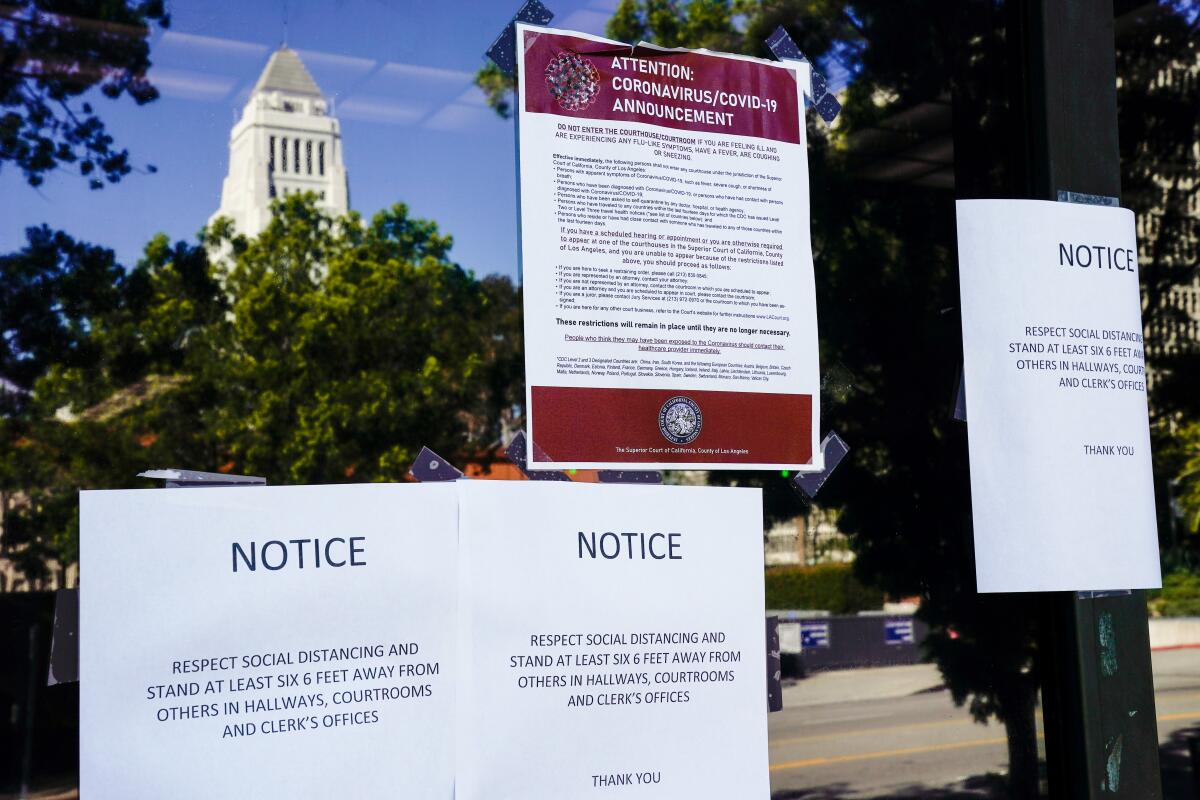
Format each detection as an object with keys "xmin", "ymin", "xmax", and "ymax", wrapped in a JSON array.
[
  {"xmin": 212, "ymin": 47, "xmax": 350, "ymax": 236},
  {"xmin": 1133, "ymin": 48, "xmax": 1200, "ymax": 364}
]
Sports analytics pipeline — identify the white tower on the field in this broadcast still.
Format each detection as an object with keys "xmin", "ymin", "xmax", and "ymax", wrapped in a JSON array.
[{"xmin": 212, "ymin": 47, "xmax": 350, "ymax": 236}]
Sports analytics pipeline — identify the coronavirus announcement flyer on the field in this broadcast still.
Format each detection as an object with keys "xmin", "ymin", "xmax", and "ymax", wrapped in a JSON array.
[{"xmin": 516, "ymin": 24, "xmax": 822, "ymax": 471}]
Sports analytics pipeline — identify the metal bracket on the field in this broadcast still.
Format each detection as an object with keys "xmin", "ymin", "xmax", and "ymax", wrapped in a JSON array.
[
  {"xmin": 137, "ymin": 469, "xmax": 266, "ymax": 488},
  {"xmin": 486, "ymin": 0, "xmax": 555, "ymax": 75},
  {"xmin": 765, "ymin": 26, "xmax": 841, "ymax": 125},
  {"xmin": 408, "ymin": 446, "xmax": 466, "ymax": 482},
  {"xmin": 504, "ymin": 431, "xmax": 573, "ymax": 481},
  {"xmin": 792, "ymin": 431, "xmax": 850, "ymax": 499}
]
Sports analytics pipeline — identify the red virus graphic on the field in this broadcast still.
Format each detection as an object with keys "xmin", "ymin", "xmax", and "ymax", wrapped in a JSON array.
[{"xmin": 544, "ymin": 52, "xmax": 600, "ymax": 111}]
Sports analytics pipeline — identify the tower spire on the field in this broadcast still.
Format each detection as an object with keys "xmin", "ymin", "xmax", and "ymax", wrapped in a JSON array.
[{"xmin": 210, "ymin": 47, "xmax": 349, "ymax": 238}]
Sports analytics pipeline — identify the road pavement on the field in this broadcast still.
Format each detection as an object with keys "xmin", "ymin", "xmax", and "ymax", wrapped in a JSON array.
[{"xmin": 769, "ymin": 648, "xmax": 1200, "ymax": 798}]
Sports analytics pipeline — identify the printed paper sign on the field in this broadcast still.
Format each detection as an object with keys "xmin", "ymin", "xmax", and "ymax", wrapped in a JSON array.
[
  {"xmin": 455, "ymin": 480, "xmax": 769, "ymax": 798},
  {"xmin": 957, "ymin": 199, "xmax": 1161, "ymax": 592},
  {"xmin": 516, "ymin": 23, "xmax": 822, "ymax": 471},
  {"xmin": 80, "ymin": 484, "xmax": 458, "ymax": 799},
  {"xmin": 800, "ymin": 620, "xmax": 831, "ymax": 648},
  {"xmin": 883, "ymin": 619, "xmax": 914, "ymax": 646}
]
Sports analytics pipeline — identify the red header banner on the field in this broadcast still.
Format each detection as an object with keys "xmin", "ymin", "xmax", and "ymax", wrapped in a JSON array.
[{"xmin": 522, "ymin": 29, "xmax": 802, "ymax": 145}]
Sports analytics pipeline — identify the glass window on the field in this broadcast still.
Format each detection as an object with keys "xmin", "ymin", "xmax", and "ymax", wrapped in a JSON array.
[{"xmin": 0, "ymin": 2, "xmax": 1195, "ymax": 798}]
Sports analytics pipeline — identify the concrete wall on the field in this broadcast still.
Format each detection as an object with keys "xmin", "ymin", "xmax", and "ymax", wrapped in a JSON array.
[{"xmin": 1149, "ymin": 617, "xmax": 1200, "ymax": 650}]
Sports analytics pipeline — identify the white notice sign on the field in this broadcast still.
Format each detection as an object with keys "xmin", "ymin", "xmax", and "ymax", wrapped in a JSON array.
[
  {"xmin": 80, "ymin": 483, "xmax": 457, "ymax": 799},
  {"xmin": 516, "ymin": 24, "xmax": 821, "ymax": 472},
  {"xmin": 956, "ymin": 199, "xmax": 1161, "ymax": 592},
  {"xmin": 455, "ymin": 480, "xmax": 768, "ymax": 798}
]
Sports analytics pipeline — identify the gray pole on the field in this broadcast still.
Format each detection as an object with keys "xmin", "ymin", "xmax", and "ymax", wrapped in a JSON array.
[{"xmin": 1010, "ymin": 1, "xmax": 1163, "ymax": 795}]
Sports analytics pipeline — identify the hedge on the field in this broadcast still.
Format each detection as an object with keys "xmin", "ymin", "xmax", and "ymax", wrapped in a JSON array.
[
  {"xmin": 1148, "ymin": 570, "xmax": 1200, "ymax": 617},
  {"xmin": 764, "ymin": 563, "xmax": 885, "ymax": 613}
]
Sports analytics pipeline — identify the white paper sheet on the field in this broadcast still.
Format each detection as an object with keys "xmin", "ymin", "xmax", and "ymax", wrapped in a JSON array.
[
  {"xmin": 455, "ymin": 480, "xmax": 769, "ymax": 798},
  {"xmin": 79, "ymin": 483, "xmax": 458, "ymax": 799},
  {"xmin": 517, "ymin": 23, "xmax": 822, "ymax": 471},
  {"xmin": 957, "ymin": 199, "xmax": 1161, "ymax": 592}
]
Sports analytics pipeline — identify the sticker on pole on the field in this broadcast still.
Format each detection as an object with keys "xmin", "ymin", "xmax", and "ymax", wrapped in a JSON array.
[{"xmin": 516, "ymin": 23, "xmax": 822, "ymax": 472}]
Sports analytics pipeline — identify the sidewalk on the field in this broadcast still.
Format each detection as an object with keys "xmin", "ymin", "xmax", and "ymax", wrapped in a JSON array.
[{"xmin": 782, "ymin": 662, "xmax": 946, "ymax": 708}]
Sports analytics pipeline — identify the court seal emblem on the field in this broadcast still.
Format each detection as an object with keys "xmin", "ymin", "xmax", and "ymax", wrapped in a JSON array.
[{"xmin": 658, "ymin": 396, "xmax": 703, "ymax": 445}]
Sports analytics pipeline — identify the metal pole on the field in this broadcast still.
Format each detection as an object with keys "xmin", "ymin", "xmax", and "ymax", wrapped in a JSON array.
[{"xmin": 1011, "ymin": 0, "xmax": 1163, "ymax": 796}]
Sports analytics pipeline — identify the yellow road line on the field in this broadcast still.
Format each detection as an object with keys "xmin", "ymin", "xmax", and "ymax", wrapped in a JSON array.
[
  {"xmin": 770, "ymin": 717, "xmax": 984, "ymax": 748},
  {"xmin": 771, "ymin": 710, "xmax": 1200, "ymax": 772},
  {"xmin": 770, "ymin": 736, "xmax": 1009, "ymax": 772}
]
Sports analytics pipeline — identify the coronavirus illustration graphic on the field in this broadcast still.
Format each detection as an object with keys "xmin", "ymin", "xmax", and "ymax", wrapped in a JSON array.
[{"xmin": 545, "ymin": 52, "xmax": 600, "ymax": 111}]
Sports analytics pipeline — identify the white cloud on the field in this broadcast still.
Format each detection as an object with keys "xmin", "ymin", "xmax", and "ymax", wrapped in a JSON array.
[
  {"xmin": 377, "ymin": 62, "xmax": 474, "ymax": 84},
  {"xmin": 338, "ymin": 96, "xmax": 428, "ymax": 125},
  {"xmin": 149, "ymin": 67, "xmax": 238, "ymax": 101},
  {"xmin": 422, "ymin": 103, "xmax": 497, "ymax": 132},
  {"xmin": 157, "ymin": 31, "xmax": 268, "ymax": 59}
]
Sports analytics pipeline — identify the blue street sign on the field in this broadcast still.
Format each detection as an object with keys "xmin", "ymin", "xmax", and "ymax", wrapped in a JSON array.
[
  {"xmin": 800, "ymin": 620, "xmax": 830, "ymax": 649},
  {"xmin": 884, "ymin": 618, "xmax": 915, "ymax": 645}
]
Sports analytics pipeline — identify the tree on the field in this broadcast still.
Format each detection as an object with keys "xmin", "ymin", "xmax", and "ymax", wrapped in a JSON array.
[
  {"xmin": 1, "ymin": 195, "xmax": 524, "ymax": 582},
  {"xmin": 1, "ymin": 226, "xmax": 224, "ymax": 584},
  {"xmin": 0, "ymin": 226, "xmax": 127, "ymax": 404},
  {"xmin": 0, "ymin": 0, "xmax": 169, "ymax": 188},
  {"xmin": 202, "ymin": 195, "xmax": 514, "ymax": 484}
]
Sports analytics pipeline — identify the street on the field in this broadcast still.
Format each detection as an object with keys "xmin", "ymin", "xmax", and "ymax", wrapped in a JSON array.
[{"xmin": 769, "ymin": 650, "xmax": 1200, "ymax": 798}]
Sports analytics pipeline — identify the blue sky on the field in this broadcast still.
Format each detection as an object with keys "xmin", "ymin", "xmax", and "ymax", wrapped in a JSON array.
[{"xmin": 0, "ymin": 0, "xmax": 620, "ymax": 280}]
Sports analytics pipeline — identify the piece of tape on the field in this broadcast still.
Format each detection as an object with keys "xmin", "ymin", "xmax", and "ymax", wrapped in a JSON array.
[
  {"xmin": 486, "ymin": 0, "xmax": 555, "ymax": 75},
  {"xmin": 1076, "ymin": 589, "xmax": 1134, "ymax": 600},
  {"xmin": 597, "ymin": 470, "xmax": 663, "ymax": 484},
  {"xmin": 765, "ymin": 26, "xmax": 841, "ymax": 125},
  {"xmin": 1056, "ymin": 190, "xmax": 1120, "ymax": 207},
  {"xmin": 47, "ymin": 588, "xmax": 79, "ymax": 686},
  {"xmin": 409, "ymin": 446, "xmax": 466, "ymax": 482},
  {"xmin": 766, "ymin": 615, "xmax": 782, "ymax": 712},
  {"xmin": 505, "ymin": 431, "xmax": 573, "ymax": 481},
  {"xmin": 953, "ymin": 370, "xmax": 967, "ymax": 422},
  {"xmin": 792, "ymin": 431, "xmax": 850, "ymax": 499}
]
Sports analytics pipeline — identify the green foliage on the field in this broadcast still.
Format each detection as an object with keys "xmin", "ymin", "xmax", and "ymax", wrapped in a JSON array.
[
  {"xmin": 202, "ymin": 195, "xmax": 506, "ymax": 484},
  {"xmin": 1175, "ymin": 422, "xmax": 1200, "ymax": 535},
  {"xmin": 0, "ymin": 1, "xmax": 170, "ymax": 188},
  {"xmin": 1148, "ymin": 569, "xmax": 1200, "ymax": 617},
  {"xmin": 0, "ymin": 226, "xmax": 127, "ymax": 397},
  {"xmin": 473, "ymin": 61, "xmax": 515, "ymax": 120},
  {"xmin": 0, "ymin": 194, "xmax": 524, "ymax": 581},
  {"xmin": 764, "ymin": 563, "xmax": 883, "ymax": 613},
  {"xmin": 607, "ymin": 0, "xmax": 738, "ymax": 50}
]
